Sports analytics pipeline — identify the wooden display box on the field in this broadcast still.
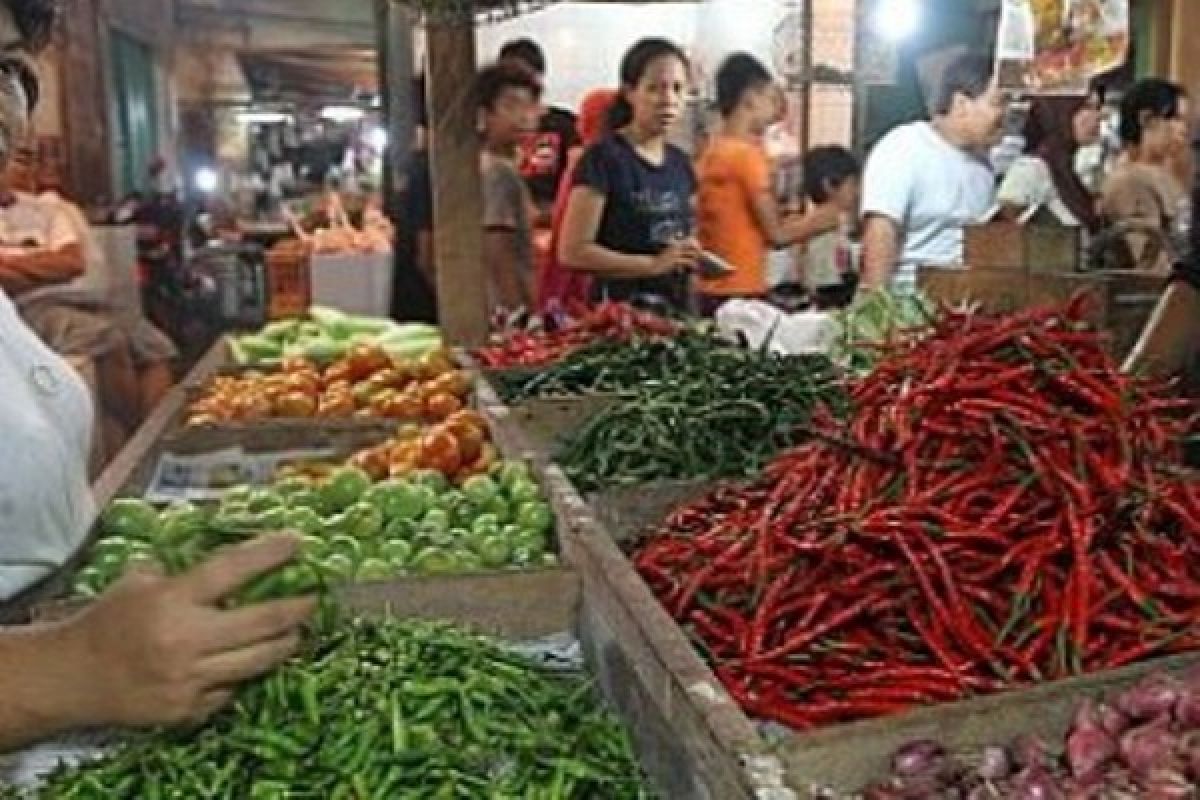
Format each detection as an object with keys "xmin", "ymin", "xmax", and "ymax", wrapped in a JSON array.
[
  {"xmin": 474, "ymin": 374, "xmax": 617, "ymax": 465},
  {"xmin": 532, "ymin": 460, "xmax": 1200, "ymax": 794},
  {"xmin": 963, "ymin": 218, "xmax": 1081, "ymax": 274}
]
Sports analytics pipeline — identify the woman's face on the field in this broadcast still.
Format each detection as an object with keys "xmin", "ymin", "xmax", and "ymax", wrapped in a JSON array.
[
  {"xmin": 830, "ymin": 175, "xmax": 861, "ymax": 215},
  {"xmin": 1139, "ymin": 97, "xmax": 1190, "ymax": 161},
  {"xmin": 1072, "ymin": 93, "xmax": 1103, "ymax": 147},
  {"xmin": 625, "ymin": 54, "xmax": 689, "ymax": 136}
]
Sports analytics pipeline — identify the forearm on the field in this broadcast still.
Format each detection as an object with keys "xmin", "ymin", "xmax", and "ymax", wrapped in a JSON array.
[
  {"xmin": 1123, "ymin": 282, "xmax": 1200, "ymax": 377},
  {"xmin": 0, "ymin": 245, "xmax": 85, "ymax": 295},
  {"xmin": 778, "ymin": 213, "xmax": 839, "ymax": 249},
  {"xmin": 0, "ymin": 621, "xmax": 92, "ymax": 751},
  {"xmin": 561, "ymin": 242, "xmax": 655, "ymax": 279},
  {"xmin": 859, "ymin": 217, "xmax": 900, "ymax": 291}
]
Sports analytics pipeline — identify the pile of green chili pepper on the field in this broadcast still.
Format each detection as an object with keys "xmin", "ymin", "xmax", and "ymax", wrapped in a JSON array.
[
  {"xmin": 633, "ymin": 298, "xmax": 1200, "ymax": 732},
  {"xmin": 557, "ymin": 348, "xmax": 845, "ymax": 491},
  {"xmin": 496, "ymin": 329, "xmax": 726, "ymax": 402},
  {"xmin": 16, "ymin": 618, "xmax": 652, "ymax": 799}
]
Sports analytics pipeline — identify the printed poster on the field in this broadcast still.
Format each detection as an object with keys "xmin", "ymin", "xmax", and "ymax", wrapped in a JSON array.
[{"xmin": 996, "ymin": 0, "xmax": 1129, "ymax": 95}]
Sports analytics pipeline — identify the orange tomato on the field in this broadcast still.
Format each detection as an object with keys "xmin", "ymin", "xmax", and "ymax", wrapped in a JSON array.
[
  {"xmin": 274, "ymin": 391, "xmax": 318, "ymax": 418},
  {"xmin": 281, "ymin": 356, "xmax": 317, "ymax": 374},
  {"xmin": 416, "ymin": 349, "xmax": 455, "ymax": 380},
  {"xmin": 283, "ymin": 370, "xmax": 321, "ymax": 396},
  {"xmin": 446, "ymin": 409, "xmax": 488, "ymax": 433},
  {"xmin": 233, "ymin": 392, "xmax": 272, "ymax": 419},
  {"xmin": 426, "ymin": 370, "xmax": 472, "ymax": 398},
  {"xmin": 317, "ymin": 391, "xmax": 356, "ymax": 418},
  {"xmin": 324, "ymin": 360, "xmax": 355, "ymax": 387},
  {"xmin": 419, "ymin": 430, "xmax": 462, "ymax": 476},
  {"xmin": 346, "ymin": 344, "xmax": 391, "ymax": 381},
  {"xmin": 349, "ymin": 447, "xmax": 390, "ymax": 481},
  {"xmin": 425, "ymin": 392, "xmax": 464, "ymax": 420},
  {"xmin": 394, "ymin": 422, "xmax": 424, "ymax": 442},
  {"xmin": 380, "ymin": 391, "xmax": 423, "ymax": 420},
  {"xmin": 444, "ymin": 419, "xmax": 485, "ymax": 463}
]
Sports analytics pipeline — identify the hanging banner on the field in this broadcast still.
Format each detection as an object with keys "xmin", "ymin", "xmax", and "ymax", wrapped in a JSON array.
[{"xmin": 995, "ymin": 0, "xmax": 1129, "ymax": 95}]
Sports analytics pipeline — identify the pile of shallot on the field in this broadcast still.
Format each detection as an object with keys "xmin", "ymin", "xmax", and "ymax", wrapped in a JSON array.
[{"xmin": 858, "ymin": 669, "xmax": 1200, "ymax": 799}]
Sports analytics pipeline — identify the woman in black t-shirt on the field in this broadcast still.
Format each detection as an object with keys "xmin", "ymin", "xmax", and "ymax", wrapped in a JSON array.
[{"xmin": 557, "ymin": 38, "xmax": 701, "ymax": 311}]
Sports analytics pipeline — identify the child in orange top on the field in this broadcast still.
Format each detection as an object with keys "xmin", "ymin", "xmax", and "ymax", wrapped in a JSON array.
[{"xmin": 697, "ymin": 54, "xmax": 841, "ymax": 313}]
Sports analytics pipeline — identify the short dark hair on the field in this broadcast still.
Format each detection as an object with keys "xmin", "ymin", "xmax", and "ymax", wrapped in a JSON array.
[
  {"xmin": 498, "ymin": 38, "xmax": 546, "ymax": 76},
  {"xmin": 473, "ymin": 60, "xmax": 542, "ymax": 112},
  {"xmin": 803, "ymin": 145, "xmax": 860, "ymax": 204},
  {"xmin": 8, "ymin": 0, "xmax": 57, "ymax": 51},
  {"xmin": 715, "ymin": 53, "xmax": 772, "ymax": 118},
  {"xmin": 929, "ymin": 52, "xmax": 993, "ymax": 117},
  {"xmin": 1119, "ymin": 78, "xmax": 1187, "ymax": 145}
]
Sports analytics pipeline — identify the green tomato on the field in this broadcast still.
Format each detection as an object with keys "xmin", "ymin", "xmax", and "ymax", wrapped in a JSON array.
[
  {"xmin": 381, "ymin": 539, "xmax": 413, "ymax": 567},
  {"xmin": 327, "ymin": 534, "xmax": 362, "ymax": 562},
  {"xmin": 273, "ymin": 476, "xmax": 312, "ymax": 497},
  {"xmin": 355, "ymin": 557, "xmax": 394, "ymax": 583},
  {"xmin": 494, "ymin": 460, "xmax": 532, "ymax": 490},
  {"xmin": 484, "ymin": 495, "xmax": 512, "ymax": 524},
  {"xmin": 320, "ymin": 553, "xmax": 357, "ymax": 582},
  {"xmin": 283, "ymin": 507, "xmax": 324, "ymax": 537},
  {"xmin": 319, "ymin": 466, "xmax": 372, "ymax": 513},
  {"xmin": 343, "ymin": 502, "xmax": 384, "ymax": 539},
  {"xmin": 461, "ymin": 475, "xmax": 499, "ymax": 507},
  {"xmin": 288, "ymin": 488, "xmax": 323, "ymax": 512},
  {"xmin": 516, "ymin": 501, "xmax": 553, "ymax": 536},
  {"xmin": 511, "ymin": 546, "xmax": 539, "ymax": 566},
  {"xmin": 435, "ymin": 489, "xmax": 467, "ymax": 513},
  {"xmin": 420, "ymin": 509, "xmax": 451, "ymax": 535},
  {"xmin": 452, "ymin": 549, "xmax": 484, "ymax": 573},
  {"xmin": 475, "ymin": 535, "xmax": 512, "ymax": 569},
  {"xmin": 253, "ymin": 506, "xmax": 289, "ymax": 532},
  {"xmin": 92, "ymin": 549, "xmax": 130, "ymax": 576},
  {"xmin": 363, "ymin": 480, "xmax": 427, "ymax": 522},
  {"xmin": 506, "ymin": 479, "xmax": 541, "ymax": 506},
  {"xmin": 514, "ymin": 529, "xmax": 549, "ymax": 556},
  {"xmin": 300, "ymin": 533, "xmax": 328, "ymax": 557},
  {"xmin": 384, "ymin": 517, "xmax": 415, "ymax": 541},
  {"xmin": 409, "ymin": 547, "xmax": 462, "ymax": 576},
  {"xmin": 101, "ymin": 498, "xmax": 160, "ymax": 541},
  {"xmin": 90, "ymin": 535, "xmax": 134, "ymax": 560},
  {"xmin": 470, "ymin": 513, "xmax": 502, "ymax": 540},
  {"xmin": 73, "ymin": 566, "xmax": 106, "ymax": 597},
  {"xmin": 409, "ymin": 469, "xmax": 450, "ymax": 494},
  {"xmin": 221, "ymin": 486, "xmax": 255, "ymax": 506},
  {"xmin": 245, "ymin": 489, "xmax": 286, "ymax": 514}
]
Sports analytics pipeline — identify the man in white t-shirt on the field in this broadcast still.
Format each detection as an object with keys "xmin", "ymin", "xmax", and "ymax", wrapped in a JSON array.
[{"xmin": 859, "ymin": 52, "xmax": 1007, "ymax": 294}]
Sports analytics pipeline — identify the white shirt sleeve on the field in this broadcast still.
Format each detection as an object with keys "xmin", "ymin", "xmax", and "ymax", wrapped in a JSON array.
[
  {"xmin": 996, "ymin": 156, "xmax": 1052, "ymax": 210},
  {"xmin": 861, "ymin": 128, "xmax": 914, "ymax": 226},
  {"xmin": 41, "ymin": 194, "xmax": 83, "ymax": 252}
]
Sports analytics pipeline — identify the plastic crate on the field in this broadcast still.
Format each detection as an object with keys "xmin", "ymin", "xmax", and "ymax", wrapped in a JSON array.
[{"xmin": 265, "ymin": 239, "xmax": 312, "ymax": 319}]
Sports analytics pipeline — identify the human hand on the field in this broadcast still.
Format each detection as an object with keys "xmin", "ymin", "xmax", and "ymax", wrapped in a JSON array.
[
  {"xmin": 649, "ymin": 237, "xmax": 702, "ymax": 276},
  {"xmin": 61, "ymin": 534, "xmax": 316, "ymax": 729}
]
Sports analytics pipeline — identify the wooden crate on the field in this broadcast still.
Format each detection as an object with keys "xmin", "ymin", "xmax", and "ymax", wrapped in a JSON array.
[
  {"xmin": 534, "ymin": 455, "xmax": 1200, "ymax": 795},
  {"xmin": 475, "ymin": 374, "xmax": 617, "ymax": 465},
  {"xmin": 963, "ymin": 220, "xmax": 1081, "ymax": 274}
]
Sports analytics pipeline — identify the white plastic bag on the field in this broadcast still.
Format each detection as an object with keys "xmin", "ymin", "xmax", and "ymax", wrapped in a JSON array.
[{"xmin": 715, "ymin": 299, "xmax": 838, "ymax": 356}]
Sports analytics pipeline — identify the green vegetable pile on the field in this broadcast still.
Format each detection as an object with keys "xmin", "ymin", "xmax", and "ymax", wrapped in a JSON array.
[
  {"xmin": 830, "ymin": 290, "xmax": 934, "ymax": 375},
  {"xmin": 557, "ymin": 347, "xmax": 845, "ymax": 492},
  {"xmin": 75, "ymin": 462, "xmax": 557, "ymax": 598},
  {"xmin": 497, "ymin": 329, "xmax": 728, "ymax": 402},
  {"xmin": 18, "ymin": 618, "xmax": 654, "ymax": 799},
  {"xmin": 232, "ymin": 306, "xmax": 442, "ymax": 366}
]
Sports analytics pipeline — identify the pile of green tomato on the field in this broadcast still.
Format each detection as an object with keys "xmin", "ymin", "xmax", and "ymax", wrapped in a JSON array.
[{"xmin": 74, "ymin": 461, "xmax": 558, "ymax": 599}]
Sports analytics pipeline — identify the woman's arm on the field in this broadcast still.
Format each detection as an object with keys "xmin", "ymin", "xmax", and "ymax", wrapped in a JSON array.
[{"xmin": 558, "ymin": 187, "xmax": 682, "ymax": 278}]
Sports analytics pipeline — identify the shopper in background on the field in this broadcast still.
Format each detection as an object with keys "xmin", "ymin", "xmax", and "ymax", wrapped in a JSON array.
[
  {"xmin": 475, "ymin": 60, "xmax": 542, "ymax": 311},
  {"xmin": 800, "ymin": 145, "xmax": 861, "ymax": 309},
  {"xmin": 997, "ymin": 89, "xmax": 1104, "ymax": 230},
  {"xmin": 1099, "ymin": 79, "xmax": 1190, "ymax": 273},
  {"xmin": 558, "ymin": 37, "xmax": 701, "ymax": 312},
  {"xmin": 859, "ymin": 51, "xmax": 1004, "ymax": 294},
  {"xmin": 392, "ymin": 73, "xmax": 439, "ymax": 323},
  {"xmin": 499, "ymin": 38, "xmax": 580, "ymax": 221},
  {"xmin": 0, "ymin": 0, "xmax": 313, "ymax": 750},
  {"xmin": 536, "ymin": 88, "xmax": 617, "ymax": 316},
  {"xmin": 695, "ymin": 53, "xmax": 836, "ymax": 315}
]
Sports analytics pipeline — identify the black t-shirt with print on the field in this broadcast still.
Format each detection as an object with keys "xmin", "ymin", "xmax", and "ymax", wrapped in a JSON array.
[
  {"xmin": 572, "ymin": 133, "xmax": 696, "ymax": 310},
  {"xmin": 518, "ymin": 107, "xmax": 581, "ymax": 208}
]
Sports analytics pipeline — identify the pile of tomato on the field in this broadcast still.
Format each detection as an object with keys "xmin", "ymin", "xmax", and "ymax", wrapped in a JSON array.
[
  {"xmin": 343, "ymin": 409, "xmax": 496, "ymax": 486},
  {"xmin": 186, "ymin": 345, "xmax": 471, "ymax": 426}
]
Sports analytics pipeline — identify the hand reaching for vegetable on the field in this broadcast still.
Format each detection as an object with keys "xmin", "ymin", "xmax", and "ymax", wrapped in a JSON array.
[
  {"xmin": 0, "ymin": 535, "xmax": 315, "ymax": 750},
  {"xmin": 70, "ymin": 534, "xmax": 317, "ymax": 728}
]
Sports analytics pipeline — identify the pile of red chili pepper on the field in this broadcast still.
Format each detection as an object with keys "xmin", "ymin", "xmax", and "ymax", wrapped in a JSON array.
[
  {"xmin": 472, "ymin": 302, "xmax": 679, "ymax": 369},
  {"xmin": 633, "ymin": 298, "xmax": 1200, "ymax": 732}
]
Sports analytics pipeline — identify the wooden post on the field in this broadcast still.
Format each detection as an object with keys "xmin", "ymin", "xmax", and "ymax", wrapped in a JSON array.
[{"xmin": 426, "ymin": 23, "xmax": 489, "ymax": 346}]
